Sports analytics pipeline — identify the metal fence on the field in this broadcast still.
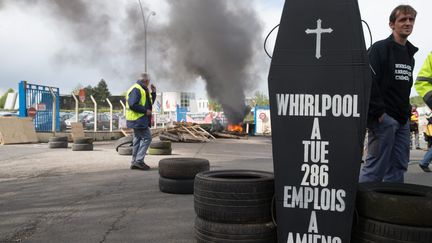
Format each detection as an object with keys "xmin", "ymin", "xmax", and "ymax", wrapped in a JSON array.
[{"xmin": 18, "ymin": 81, "xmax": 60, "ymax": 132}]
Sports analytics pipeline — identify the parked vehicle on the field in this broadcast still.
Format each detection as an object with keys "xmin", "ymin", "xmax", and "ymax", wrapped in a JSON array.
[
  {"xmin": 0, "ymin": 111, "xmax": 18, "ymax": 117},
  {"xmin": 83, "ymin": 113, "xmax": 117, "ymax": 130},
  {"xmin": 59, "ymin": 112, "xmax": 74, "ymax": 131},
  {"xmin": 64, "ymin": 113, "xmax": 90, "ymax": 129}
]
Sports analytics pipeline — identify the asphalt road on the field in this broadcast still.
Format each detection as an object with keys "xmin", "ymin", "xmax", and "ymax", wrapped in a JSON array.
[
  {"xmin": 0, "ymin": 137, "xmax": 273, "ymax": 243},
  {"xmin": 0, "ymin": 136, "xmax": 430, "ymax": 243}
]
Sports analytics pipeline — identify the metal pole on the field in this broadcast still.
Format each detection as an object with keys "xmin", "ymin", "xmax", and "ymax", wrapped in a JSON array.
[
  {"xmin": 18, "ymin": 81, "xmax": 27, "ymax": 117},
  {"xmin": 90, "ymin": 95, "xmax": 97, "ymax": 132},
  {"xmin": 48, "ymin": 87, "xmax": 57, "ymax": 133},
  {"xmin": 120, "ymin": 100, "xmax": 126, "ymax": 116},
  {"xmin": 106, "ymin": 98, "xmax": 113, "ymax": 132},
  {"xmin": 72, "ymin": 93, "xmax": 79, "ymax": 122},
  {"xmin": 137, "ymin": 0, "xmax": 155, "ymax": 73}
]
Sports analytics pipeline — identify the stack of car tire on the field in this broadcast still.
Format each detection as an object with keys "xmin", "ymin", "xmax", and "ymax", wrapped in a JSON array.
[
  {"xmin": 48, "ymin": 136, "xmax": 68, "ymax": 148},
  {"xmin": 118, "ymin": 146, "xmax": 133, "ymax": 155},
  {"xmin": 352, "ymin": 182, "xmax": 432, "ymax": 243},
  {"xmin": 158, "ymin": 158, "xmax": 209, "ymax": 194},
  {"xmin": 72, "ymin": 137, "xmax": 94, "ymax": 151},
  {"xmin": 149, "ymin": 141, "xmax": 172, "ymax": 155},
  {"xmin": 194, "ymin": 170, "xmax": 276, "ymax": 243},
  {"xmin": 115, "ymin": 136, "xmax": 133, "ymax": 155}
]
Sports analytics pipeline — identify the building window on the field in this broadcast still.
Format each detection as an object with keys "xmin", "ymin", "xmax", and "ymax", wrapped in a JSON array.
[{"xmin": 180, "ymin": 92, "xmax": 195, "ymax": 108}]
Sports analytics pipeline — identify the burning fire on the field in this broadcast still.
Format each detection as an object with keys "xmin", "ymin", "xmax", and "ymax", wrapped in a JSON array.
[{"xmin": 227, "ymin": 124, "xmax": 243, "ymax": 133}]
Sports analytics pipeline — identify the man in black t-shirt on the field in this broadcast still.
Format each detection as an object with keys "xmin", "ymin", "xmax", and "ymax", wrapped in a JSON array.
[{"xmin": 359, "ymin": 5, "xmax": 418, "ymax": 183}]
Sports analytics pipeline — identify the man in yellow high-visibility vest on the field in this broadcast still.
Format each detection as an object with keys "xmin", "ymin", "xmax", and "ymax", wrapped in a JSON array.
[
  {"xmin": 126, "ymin": 73, "xmax": 156, "ymax": 170},
  {"xmin": 415, "ymin": 52, "xmax": 432, "ymax": 172}
]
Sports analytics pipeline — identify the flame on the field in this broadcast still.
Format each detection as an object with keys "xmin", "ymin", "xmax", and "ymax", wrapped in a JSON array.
[{"xmin": 227, "ymin": 124, "xmax": 243, "ymax": 133}]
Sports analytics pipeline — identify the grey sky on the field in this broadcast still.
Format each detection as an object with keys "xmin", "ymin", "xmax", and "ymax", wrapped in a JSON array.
[{"xmin": 0, "ymin": 0, "xmax": 430, "ymax": 99}]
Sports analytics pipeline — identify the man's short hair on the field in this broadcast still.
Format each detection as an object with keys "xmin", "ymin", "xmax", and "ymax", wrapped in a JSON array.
[
  {"xmin": 389, "ymin": 5, "xmax": 417, "ymax": 23},
  {"xmin": 139, "ymin": 73, "xmax": 150, "ymax": 81}
]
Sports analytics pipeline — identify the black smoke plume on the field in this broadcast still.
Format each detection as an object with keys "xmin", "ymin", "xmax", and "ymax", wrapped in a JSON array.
[{"xmin": 162, "ymin": 0, "xmax": 263, "ymax": 123}]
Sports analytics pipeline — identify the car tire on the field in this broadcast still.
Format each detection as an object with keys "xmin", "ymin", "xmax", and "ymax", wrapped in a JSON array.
[
  {"xmin": 159, "ymin": 177, "xmax": 194, "ymax": 194},
  {"xmin": 72, "ymin": 144, "xmax": 93, "ymax": 151},
  {"xmin": 159, "ymin": 158, "xmax": 209, "ymax": 179},
  {"xmin": 49, "ymin": 136, "xmax": 68, "ymax": 143},
  {"xmin": 118, "ymin": 146, "xmax": 133, "ymax": 155},
  {"xmin": 194, "ymin": 170, "xmax": 274, "ymax": 223},
  {"xmin": 352, "ymin": 216, "xmax": 432, "ymax": 243},
  {"xmin": 195, "ymin": 217, "xmax": 276, "ymax": 243},
  {"xmin": 150, "ymin": 141, "xmax": 172, "ymax": 149},
  {"xmin": 48, "ymin": 141, "xmax": 68, "ymax": 148},
  {"xmin": 115, "ymin": 136, "xmax": 133, "ymax": 152},
  {"xmin": 356, "ymin": 182, "xmax": 432, "ymax": 227},
  {"xmin": 74, "ymin": 137, "xmax": 93, "ymax": 144},
  {"xmin": 148, "ymin": 147, "xmax": 172, "ymax": 155}
]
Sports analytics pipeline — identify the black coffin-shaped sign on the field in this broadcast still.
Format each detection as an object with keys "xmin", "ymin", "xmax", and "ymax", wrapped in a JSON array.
[{"xmin": 268, "ymin": 0, "xmax": 371, "ymax": 242}]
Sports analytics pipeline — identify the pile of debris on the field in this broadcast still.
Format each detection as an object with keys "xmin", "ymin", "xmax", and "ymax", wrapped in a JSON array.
[
  {"xmin": 158, "ymin": 122, "xmax": 216, "ymax": 143},
  {"xmin": 120, "ymin": 122, "xmax": 249, "ymax": 143},
  {"xmin": 121, "ymin": 127, "xmax": 166, "ymax": 139}
]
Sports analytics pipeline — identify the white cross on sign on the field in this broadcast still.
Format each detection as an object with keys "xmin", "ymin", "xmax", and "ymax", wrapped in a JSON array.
[{"xmin": 305, "ymin": 19, "xmax": 333, "ymax": 59}]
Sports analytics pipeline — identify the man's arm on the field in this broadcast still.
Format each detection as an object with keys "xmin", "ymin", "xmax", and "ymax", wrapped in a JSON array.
[
  {"xmin": 415, "ymin": 53, "xmax": 432, "ymax": 108},
  {"xmin": 150, "ymin": 84, "xmax": 157, "ymax": 104},
  {"xmin": 368, "ymin": 45, "xmax": 386, "ymax": 121}
]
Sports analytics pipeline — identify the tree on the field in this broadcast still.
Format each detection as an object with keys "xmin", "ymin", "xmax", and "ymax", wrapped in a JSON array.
[
  {"xmin": 0, "ymin": 88, "xmax": 15, "ymax": 109},
  {"xmin": 92, "ymin": 79, "xmax": 111, "ymax": 104},
  {"xmin": 253, "ymin": 91, "xmax": 269, "ymax": 107},
  {"xmin": 83, "ymin": 85, "xmax": 94, "ymax": 107}
]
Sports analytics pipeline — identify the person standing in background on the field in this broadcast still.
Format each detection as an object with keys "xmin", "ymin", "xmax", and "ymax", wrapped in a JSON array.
[
  {"xmin": 410, "ymin": 104, "xmax": 420, "ymax": 150},
  {"xmin": 360, "ymin": 5, "xmax": 418, "ymax": 182},
  {"xmin": 415, "ymin": 52, "xmax": 432, "ymax": 172}
]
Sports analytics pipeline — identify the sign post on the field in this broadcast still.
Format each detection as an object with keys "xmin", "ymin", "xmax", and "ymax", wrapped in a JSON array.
[
  {"xmin": 267, "ymin": 0, "xmax": 371, "ymax": 242},
  {"xmin": 27, "ymin": 107, "xmax": 37, "ymax": 118},
  {"xmin": 78, "ymin": 89, "xmax": 86, "ymax": 103}
]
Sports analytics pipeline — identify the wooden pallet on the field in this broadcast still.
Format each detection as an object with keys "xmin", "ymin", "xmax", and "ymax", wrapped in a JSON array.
[{"xmin": 158, "ymin": 123, "xmax": 216, "ymax": 143}]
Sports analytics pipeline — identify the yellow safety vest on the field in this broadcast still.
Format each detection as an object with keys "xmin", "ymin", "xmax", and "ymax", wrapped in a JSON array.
[
  {"xmin": 125, "ymin": 83, "xmax": 147, "ymax": 121},
  {"xmin": 415, "ymin": 52, "xmax": 432, "ymax": 107}
]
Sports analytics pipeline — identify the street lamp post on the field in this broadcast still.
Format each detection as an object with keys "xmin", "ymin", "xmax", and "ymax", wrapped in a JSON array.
[{"xmin": 138, "ymin": 0, "xmax": 156, "ymax": 73}]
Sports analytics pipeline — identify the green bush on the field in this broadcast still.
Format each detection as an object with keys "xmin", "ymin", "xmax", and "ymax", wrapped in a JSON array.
[{"xmin": 0, "ymin": 88, "xmax": 15, "ymax": 109}]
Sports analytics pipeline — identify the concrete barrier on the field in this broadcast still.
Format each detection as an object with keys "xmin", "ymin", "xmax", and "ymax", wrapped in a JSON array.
[{"xmin": 0, "ymin": 117, "xmax": 39, "ymax": 145}]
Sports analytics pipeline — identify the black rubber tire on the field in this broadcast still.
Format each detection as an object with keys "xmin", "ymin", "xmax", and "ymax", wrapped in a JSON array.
[
  {"xmin": 73, "ymin": 137, "xmax": 93, "ymax": 144},
  {"xmin": 115, "ymin": 136, "xmax": 133, "ymax": 152},
  {"xmin": 195, "ymin": 217, "xmax": 276, "ymax": 243},
  {"xmin": 150, "ymin": 141, "xmax": 172, "ymax": 149},
  {"xmin": 118, "ymin": 146, "xmax": 133, "ymax": 155},
  {"xmin": 356, "ymin": 182, "xmax": 432, "ymax": 227},
  {"xmin": 148, "ymin": 147, "xmax": 172, "ymax": 155},
  {"xmin": 351, "ymin": 216, "xmax": 432, "ymax": 243},
  {"xmin": 159, "ymin": 133, "xmax": 180, "ymax": 142},
  {"xmin": 159, "ymin": 158, "xmax": 209, "ymax": 179},
  {"xmin": 49, "ymin": 136, "xmax": 68, "ymax": 143},
  {"xmin": 194, "ymin": 170, "xmax": 274, "ymax": 223},
  {"xmin": 159, "ymin": 177, "xmax": 194, "ymax": 194},
  {"xmin": 72, "ymin": 143, "xmax": 93, "ymax": 151},
  {"xmin": 48, "ymin": 141, "xmax": 68, "ymax": 148}
]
